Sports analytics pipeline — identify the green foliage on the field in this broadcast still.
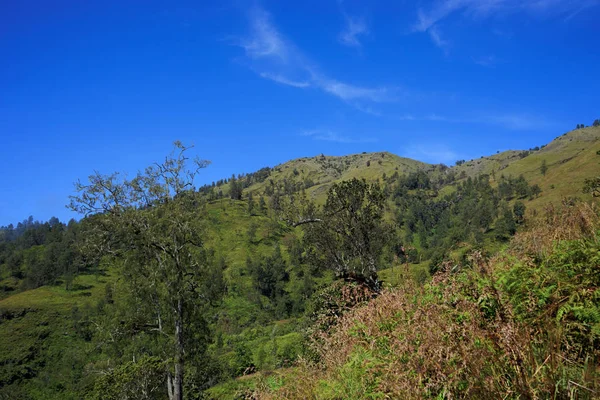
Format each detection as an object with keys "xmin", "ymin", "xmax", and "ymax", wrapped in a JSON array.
[
  {"xmin": 317, "ymin": 348, "xmax": 385, "ymax": 399},
  {"xmin": 0, "ymin": 216, "xmax": 86, "ymax": 292},
  {"xmin": 498, "ymin": 237, "xmax": 600, "ymax": 357},
  {"xmin": 303, "ymin": 179, "xmax": 389, "ymax": 289},
  {"xmin": 230, "ymin": 174, "xmax": 243, "ymax": 200},
  {"xmin": 68, "ymin": 141, "xmax": 217, "ymax": 400},
  {"xmin": 393, "ymin": 173, "xmax": 535, "ymax": 270},
  {"xmin": 248, "ymin": 246, "xmax": 291, "ymax": 317},
  {"xmin": 494, "ymin": 202, "xmax": 516, "ymax": 240},
  {"xmin": 540, "ymin": 159, "xmax": 548, "ymax": 176},
  {"xmin": 513, "ymin": 201, "xmax": 526, "ymax": 224},
  {"xmin": 583, "ymin": 176, "xmax": 600, "ymax": 197},
  {"xmin": 88, "ymin": 356, "xmax": 167, "ymax": 400}
]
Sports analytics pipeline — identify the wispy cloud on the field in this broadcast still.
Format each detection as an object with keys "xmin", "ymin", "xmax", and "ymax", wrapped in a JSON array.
[
  {"xmin": 472, "ymin": 54, "xmax": 498, "ymax": 67},
  {"xmin": 240, "ymin": 7, "xmax": 289, "ymax": 61},
  {"xmin": 339, "ymin": 16, "xmax": 369, "ymax": 47},
  {"xmin": 481, "ymin": 112, "xmax": 554, "ymax": 130},
  {"xmin": 413, "ymin": 0, "xmax": 599, "ymax": 51},
  {"xmin": 418, "ymin": 111, "xmax": 554, "ymax": 130},
  {"xmin": 233, "ymin": 6, "xmax": 399, "ymax": 112},
  {"xmin": 259, "ymin": 72, "xmax": 310, "ymax": 88},
  {"xmin": 428, "ymin": 25, "xmax": 450, "ymax": 52},
  {"xmin": 322, "ymin": 81, "xmax": 393, "ymax": 102},
  {"xmin": 401, "ymin": 143, "xmax": 461, "ymax": 164},
  {"xmin": 302, "ymin": 129, "xmax": 377, "ymax": 144}
]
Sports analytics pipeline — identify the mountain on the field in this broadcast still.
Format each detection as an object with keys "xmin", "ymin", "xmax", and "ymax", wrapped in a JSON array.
[{"xmin": 1, "ymin": 126, "xmax": 600, "ymax": 399}]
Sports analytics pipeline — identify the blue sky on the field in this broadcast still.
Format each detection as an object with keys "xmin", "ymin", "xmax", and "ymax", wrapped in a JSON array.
[{"xmin": 1, "ymin": 0, "xmax": 599, "ymax": 225}]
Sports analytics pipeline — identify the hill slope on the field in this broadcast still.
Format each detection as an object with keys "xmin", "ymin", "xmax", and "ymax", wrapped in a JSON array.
[
  {"xmin": 448, "ymin": 126, "xmax": 600, "ymax": 209},
  {"xmin": 246, "ymin": 151, "xmax": 430, "ymax": 201},
  {"xmin": 2, "ymin": 126, "xmax": 600, "ymax": 399}
]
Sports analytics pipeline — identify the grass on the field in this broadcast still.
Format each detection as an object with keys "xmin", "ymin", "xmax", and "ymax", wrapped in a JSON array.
[
  {"xmin": 0, "ymin": 273, "xmax": 112, "ymax": 312},
  {"xmin": 500, "ymin": 127, "xmax": 600, "ymax": 210},
  {"xmin": 0, "ymin": 271, "xmax": 115, "ymax": 399},
  {"xmin": 378, "ymin": 262, "xmax": 430, "ymax": 287}
]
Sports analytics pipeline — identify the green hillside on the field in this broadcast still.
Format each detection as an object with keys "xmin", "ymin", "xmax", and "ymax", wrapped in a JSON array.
[
  {"xmin": 498, "ymin": 126, "xmax": 600, "ymax": 208},
  {"xmin": 245, "ymin": 151, "xmax": 430, "ymax": 200},
  {"xmin": 447, "ymin": 126, "xmax": 600, "ymax": 210},
  {"xmin": 2, "ymin": 128, "xmax": 600, "ymax": 399}
]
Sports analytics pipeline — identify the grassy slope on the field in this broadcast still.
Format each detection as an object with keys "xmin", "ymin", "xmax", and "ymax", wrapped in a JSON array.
[
  {"xmin": 451, "ymin": 150, "xmax": 525, "ymax": 178},
  {"xmin": 0, "ymin": 273, "xmax": 115, "ymax": 399},
  {"xmin": 445, "ymin": 126, "xmax": 600, "ymax": 213},
  {"xmin": 246, "ymin": 152, "xmax": 430, "ymax": 202},
  {"xmin": 498, "ymin": 126, "xmax": 600, "ymax": 209}
]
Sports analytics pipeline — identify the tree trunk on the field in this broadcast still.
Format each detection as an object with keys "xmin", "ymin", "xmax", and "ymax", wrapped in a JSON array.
[
  {"xmin": 167, "ymin": 373, "xmax": 174, "ymax": 400},
  {"xmin": 173, "ymin": 298, "xmax": 184, "ymax": 400}
]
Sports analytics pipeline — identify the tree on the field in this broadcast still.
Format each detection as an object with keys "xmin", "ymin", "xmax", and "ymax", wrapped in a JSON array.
[
  {"xmin": 513, "ymin": 201, "xmax": 526, "ymax": 224},
  {"xmin": 529, "ymin": 184, "xmax": 542, "ymax": 199},
  {"xmin": 247, "ymin": 222, "xmax": 258, "ymax": 244},
  {"xmin": 302, "ymin": 179, "xmax": 389, "ymax": 290},
  {"xmin": 247, "ymin": 191, "xmax": 255, "ymax": 215},
  {"xmin": 583, "ymin": 177, "xmax": 600, "ymax": 197},
  {"xmin": 514, "ymin": 175, "xmax": 530, "ymax": 198},
  {"xmin": 230, "ymin": 175, "xmax": 243, "ymax": 200},
  {"xmin": 68, "ymin": 141, "xmax": 215, "ymax": 400},
  {"xmin": 258, "ymin": 196, "xmax": 267, "ymax": 213},
  {"xmin": 593, "ymin": 119, "xmax": 600, "ymax": 127},
  {"xmin": 498, "ymin": 179, "xmax": 514, "ymax": 200},
  {"xmin": 540, "ymin": 159, "xmax": 548, "ymax": 176},
  {"xmin": 495, "ymin": 203, "xmax": 516, "ymax": 240}
]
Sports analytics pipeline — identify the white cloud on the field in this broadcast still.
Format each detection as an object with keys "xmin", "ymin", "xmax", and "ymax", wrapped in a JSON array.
[
  {"xmin": 322, "ymin": 80, "xmax": 393, "ymax": 102},
  {"xmin": 472, "ymin": 55, "xmax": 498, "ymax": 67},
  {"xmin": 339, "ymin": 16, "xmax": 369, "ymax": 47},
  {"xmin": 233, "ymin": 6, "xmax": 398, "ymax": 111},
  {"xmin": 413, "ymin": 0, "xmax": 598, "ymax": 51},
  {"xmin": 418, "ymin": 112, "xmax": 554, "ymax": 130},
  {"xmin": 428, "ymin": 25, "xmax": 450, "ymax": 51},
  {"xmin": 240, "ymin": 8, "xmax": 289, "ymax": 61},
  {"xmin": 302, "ymin": 129, "xmax": 377, "ymax": 144},
  {"xmin": 401, "ymin": 144, "xmax": 461, "ymax": 164},
  {"xmin": 481, "ymin": 113, "xmax": 553, "ymax": 130},
  {"xmin": 259, "ymin": 72, "xmax": 310, "ymax": 88}
]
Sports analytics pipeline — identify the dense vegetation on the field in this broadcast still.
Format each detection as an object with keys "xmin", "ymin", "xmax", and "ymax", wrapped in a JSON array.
[
  {"xmin": 0, "ymin": 216, "xmax": 87, "ymax": 293},
  {"xmin": 255, "ymin": 201, "xmax": 600, "ymax": 399},
  {"xmin": 1, "ymin": 126, "xmax": 600, "ymax": 399}
]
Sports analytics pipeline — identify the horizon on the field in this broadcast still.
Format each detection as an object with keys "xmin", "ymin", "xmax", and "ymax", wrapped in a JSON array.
[{"xmin": 2, "ymin": 0, "xmax": 599, "ymax": 225}]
